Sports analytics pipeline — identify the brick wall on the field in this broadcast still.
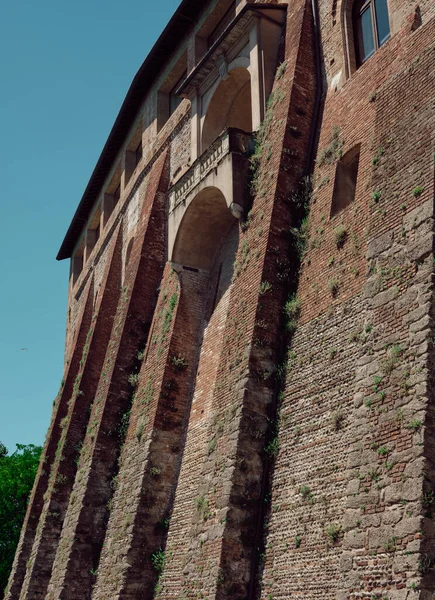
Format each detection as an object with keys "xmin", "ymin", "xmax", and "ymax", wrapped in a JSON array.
[
  {"xmin": 7, "ymin": 0, "xmax": 435, "ymax": 599},
  {"xmin": 260, "ymin": 7, "xmax": 435, "ymax": 600}
]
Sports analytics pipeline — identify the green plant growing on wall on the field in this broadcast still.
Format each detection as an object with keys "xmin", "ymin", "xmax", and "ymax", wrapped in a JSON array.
[
  {"xmin": 290, "ymin": 217, "xmax": 309, "ymax": 259},
  {"xmin": 373, "ymin": 376, "xmax": 383, "ymax": 392},
  {"xmin": 419, "ymin": 554, "xmax": 433, "ymax": 574},
  {"xmin": 325, "ymin": 523, "xmax": 342, "ymax": 544},
  {"xmin": 170, "ymin": 355, "xmax": 188, "ymax": 370},
  {"xmin": 384, "ymin": 537, "xmax": 397, "ymax": 553},
  {"xmin": 413, "ymin": 186, "xmax": 424, "ymax": 198},
  {"xmin": 136, "ymin": 416, "xmax": 148, "ymax": 442},
  {"xmin": 407, "ymin": 419, "xmax": 422, "ymax": 432},
  {"xmin": 265, "ymin": 437, "xmax": 279, "ymax": 457},
  {"xmin": 195, "ymin": 496, "xmax": 212, "ymax": 521},
  {"xmin": 275, "ymin": 60, "xmax": 288, "ymax": 80},
  {"xmin": 317, "ymin": 126, "xmax": 344, "ymax": 166},
  {"xmin": 118, "ymin": 409, "xmax": 131, "ymax": 444},
  {"xmin": 372, "ymin": 147, "xmax": 384, "ymax": 167},
  {"xmin": 157, "ymin": 517, "xmax": 171, "ymax": 530},
  {"xmin": 334, "ymin": 225, "xmax": 347, "ymax": 248},
  {"xmin": 151, "ymin": 549, "xmax": 166, "ymax": 575},
  {"xmin": 284, "ymin": 295, "xmax": 301, "ymax": 333},
  {"xmin": 329, "ymin": 348, "xmax": 338, "ymax": 360},
  {"xmin": 128, "ymin": 373, "xmax": 139, "ymax": 387},
  {"xmin": 382, "ymin": 345, "xmax": 402, "ymax": 374},
  {"xmin": 328, "ymin": 277, "xmax": 339, "ymax": 297},
  {"xmin": 332, "ymin": 410, "xmax": 345, "ymax": 431},
  {"xmin": 207, "ymin": 437, "xmax": 217, "ymax": 456},
  {"xmin": 259, "ymin": 281, "xmax": 272, "ymax": 295},
  {"xmin": 299, "ymin": 485, "xmax": 313, "ymax": 503},
  {"xmin": 371, "ymin": 190, "xmax": 382, "ymax": 204},
  {"xmin": 422, "ymin": 491, "xmax": 435, "ymax": 517}
]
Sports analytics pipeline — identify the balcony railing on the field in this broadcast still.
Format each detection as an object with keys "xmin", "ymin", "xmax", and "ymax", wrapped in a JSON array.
[{"xmin": 169, "ymin": 128, "xmax": 253, "ymax": 213}]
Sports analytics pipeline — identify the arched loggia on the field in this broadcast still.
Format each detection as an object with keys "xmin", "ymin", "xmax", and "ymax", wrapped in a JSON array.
[
  {"xmin": 201, "ymin": 67, "xmax": 252, "ymax": 151},
  {"xmin": 172, "ymin": 186, "xmax": 237, "ymax": 272}
]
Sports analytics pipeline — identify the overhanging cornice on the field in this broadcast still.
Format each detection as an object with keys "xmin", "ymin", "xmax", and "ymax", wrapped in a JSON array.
[{"xmin": 177, "ymin": 4, "xmax": 287, "ymax": 99}]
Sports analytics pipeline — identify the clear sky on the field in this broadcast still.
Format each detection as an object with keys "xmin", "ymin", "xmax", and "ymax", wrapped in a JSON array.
[{"xmin": 0, "ymin": 0, "xmax": 182, "ymax": 453}]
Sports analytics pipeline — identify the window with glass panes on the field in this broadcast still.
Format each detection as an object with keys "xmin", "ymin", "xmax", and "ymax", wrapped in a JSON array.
[{"xmin": 353, "ymin": 0, "xmax": 390, "ymax": 66}]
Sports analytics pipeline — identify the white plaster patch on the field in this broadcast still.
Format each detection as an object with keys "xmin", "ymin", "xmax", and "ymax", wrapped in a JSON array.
[
  {"xmin": 126, "ymin": 191, "xmax": 139, "ymax": 235},
  {"xmin": 330, "ymin": 70, "xmax": 343, "ymax": 92}
]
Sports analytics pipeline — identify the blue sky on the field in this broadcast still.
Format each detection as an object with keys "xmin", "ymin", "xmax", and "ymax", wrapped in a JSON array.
[{"xmin": 0, "ymin": 0, "xmax": 181, "ymax": 453}]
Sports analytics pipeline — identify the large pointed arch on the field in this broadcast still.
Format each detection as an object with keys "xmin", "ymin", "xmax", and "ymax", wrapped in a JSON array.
[{"xmin": 172, "ymin": 186, "xmax": 236, "ymax": 270}]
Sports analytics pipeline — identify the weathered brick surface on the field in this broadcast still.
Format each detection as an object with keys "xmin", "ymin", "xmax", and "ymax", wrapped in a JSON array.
[
  {"xmin": 7, "ymin": 0, "xmax": 435, "ymax": 599},
  {"xmin": 4, "ymin": 283, "xmax": 94, "ymax": 600},
  {"xmin": 259, "ymin": 10, "xmax": 435, "ymax": 600},
  {"xmin": 44, "ymin": 151, "xmax": 169, "ymax": 600},
  {"xmin": 17, "ymin": 229, "xmax": 123, "ymax": 600}
]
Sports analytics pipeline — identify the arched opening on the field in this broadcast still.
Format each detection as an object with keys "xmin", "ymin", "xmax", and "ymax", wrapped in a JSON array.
[
  {"xmin": 172, "ymin": 187, "xmax": 236, "ymax": 271},
  {"xmin": 201, "ymin": 67, "xmax": 252, "ymax": 151}
]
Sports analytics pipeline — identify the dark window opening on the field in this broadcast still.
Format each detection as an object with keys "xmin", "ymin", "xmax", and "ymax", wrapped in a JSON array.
[
  {"xmin": 113, "ymin": 183, "xmax": 121, "ymax": 206},
  {"xmin": 103, "ymin": 164, "xmax": 122, "ymax": 226},
  {"xmin": 330, "ymin": 145, "xmax": 361, "ymax": 217},
  {"xmin": 125, "ymin": 125, "xmax": 143, "ymax": 185},
  {"xmin": 354, "ymin": 0, "xmax": 390, "ymax": 66},
  {"xmin": 170, "ymin": 71, "xmax": 187, "ymax": 116},
  {"xmin": 134, "ymin": 140, "xmax": 142, "ymax": 167},
  {"xmin": 71, "ymin": 240, "xmax": 85, "ymax": 286},
  {"xmin": 157, "ymin": 53, "xmax": 187, "ymax": 131},
  {"xmin": 85, "ymin": 204, "xmax": 102, "ymax": 261}
]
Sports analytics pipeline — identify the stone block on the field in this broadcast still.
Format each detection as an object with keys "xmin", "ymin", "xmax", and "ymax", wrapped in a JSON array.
[
  {"xmin": 367, "ymin": 231, "xmax": 394, "ymax": 259},
  {"xmin": 403, "ymin": 200, "xmax": 432, "ymax": 232}
]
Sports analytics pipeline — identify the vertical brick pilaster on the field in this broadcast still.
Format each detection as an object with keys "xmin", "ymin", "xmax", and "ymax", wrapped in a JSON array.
[
  {"xmin": 93, "ymin": 266, "xmax": 209, "ymax": 599},
  {"xmin": 17, "ymin": 228, "xmax": 123, "ymax": 600},
  {"xmin": 44, "ymin": 150, "xmax": 169, "ymax": 600},
  {"xmin": 5, "ymin": 281, "xmax": 94, "ymax": 600}
]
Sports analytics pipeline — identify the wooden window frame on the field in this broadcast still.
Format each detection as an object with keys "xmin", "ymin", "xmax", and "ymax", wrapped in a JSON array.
[{"xmin": 353, "ymin": 0, "xmax": 390, "ymax": 67}]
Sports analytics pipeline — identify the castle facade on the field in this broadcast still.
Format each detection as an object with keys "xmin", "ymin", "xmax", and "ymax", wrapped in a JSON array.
[{"xmin": 6, "ymin": 0, "xmax": 435, "ymax": 598}]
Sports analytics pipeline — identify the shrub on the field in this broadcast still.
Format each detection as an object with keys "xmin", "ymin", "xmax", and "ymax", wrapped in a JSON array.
[
  {"xmin": 128, "ymin": 373, "xmax": 139, "ymax": 387},
  {"xmin": 265, "ymin": 437, "xmax": 279, "ymax": 457},
  {"xmin": 284, "ymin": 296, "xmax": 301, "ymax": 332},
  {"xmin": 371, "ymin": 190, "xmax": 381, "ymax": 203},
  {"xmin": 259, "ymin": 281, "xmax": 272, "ymax": 295},
  {"xmin": 328, "ymin": 278, "xmax": 339, "ymax": 297},
  {"xmin": 325, "ymin": 523, "xmax": 342, "ymax": 544},
  {"xmin": 171, "ymin": 355, "xmax": 188, "ymax": 370},
  {"xmin": 151, "ymin": 549, "xmax": 166, "ymax": 574},
  {"xmin": 334, "ymin": 225, "xmax": 347, "ymax": 248},
  {"xmin": 407, "ymin": 419, "xmax": 422, "ymax": 432}
]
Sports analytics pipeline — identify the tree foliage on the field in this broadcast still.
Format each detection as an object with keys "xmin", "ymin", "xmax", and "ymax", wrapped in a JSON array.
[{"xmin": 0, "ymin": 443, "xmax": 41, "ymax": 596}]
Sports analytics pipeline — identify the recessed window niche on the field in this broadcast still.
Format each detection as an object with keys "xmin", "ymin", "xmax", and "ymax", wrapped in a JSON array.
[{"xmin": 330, "ymin": 145, "xmax": 360, "ymax": 217}]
